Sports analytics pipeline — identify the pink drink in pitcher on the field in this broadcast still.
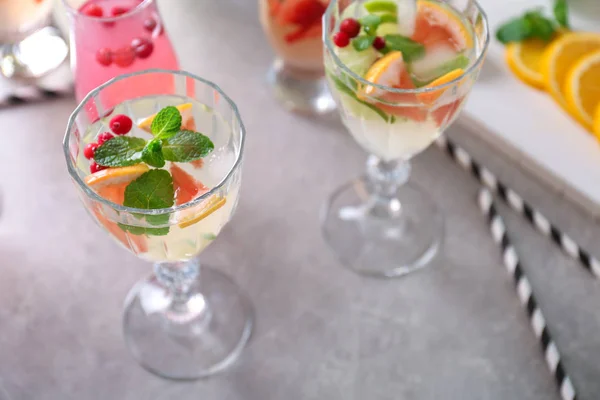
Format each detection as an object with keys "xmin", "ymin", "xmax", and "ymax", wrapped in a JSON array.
[{"xmin": 64, "ymin": 0, "xmax": 179, "ymax": 103}]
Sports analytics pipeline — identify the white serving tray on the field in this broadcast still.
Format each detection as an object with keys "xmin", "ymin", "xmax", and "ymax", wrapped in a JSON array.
[{"xmin": 462, "ymin": 0, "xmax": 600, "ymax": 216}]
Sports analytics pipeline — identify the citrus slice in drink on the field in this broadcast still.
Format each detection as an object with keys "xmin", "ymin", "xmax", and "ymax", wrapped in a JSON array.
[
  {"xmin": 411, "ymin": 0, "xmax": 473, "ymax": 51},
  {"xmin": 541, "ymin": 32, "xmax": 600, "ymax": 113},
  {"xmin": 170, "ymin": 164, "xmax": 208, "ymax": 206},
  {"xmin": 564, "ymin": 49, "xmax": 600, "ymax": 130},
  {"xmin": 418, "ymin": 68, "xmax": 464, "ymax": 104},
  {"xmin": 505, "ymin": 39, "xmax": 550, "ymax": 89},
  {"xmin": 178, "ymin": 195, "xmax": 227, "ymax": 229},
  {"xmin": 85, "ymin": 165, "xmax": 151, "ymax": 254},
  {"xmin": 138, "ymin": 102, "xmax": 196, "ymax": 132},
  {"xmin": 361, "ymin": 51, "xmax": 405, "ymax": 98}
]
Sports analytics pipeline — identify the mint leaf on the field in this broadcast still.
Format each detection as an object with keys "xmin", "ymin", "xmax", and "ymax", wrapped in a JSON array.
[
  {"xmin": 360, "ymin": 14, "xmax": 382, "ymax": 35},
  {"xmin": 141, "ymin": 139, "xmax": 165, "ymax": 168},
  {"xmin": 525, "ymin": 11, "xmax": 555, "ymax": 41},
  {"xmin": 94, "ymin": 136, "xmax": 146, "ymax": 167},
  {"xmin": 383, "ymin": 35, "xmax": 425, "ymax": 62},
  {"xmin": 553, "ymin": 0, "xmax": 568, "ymax": 28},
  {"xmin": 151, "ymin": 106, "xmax": 182, "ymax": 139},
  {"xmin": 352, "ymin": 36, "xmax": 375, "ymax": 51},
  {"xmin": 202, "ymin": 233, "xmax": 217, "ymax": 241},
  {"xmin": 123, "ymin": 169, "xmax": 174, "ymax": 210},
  {"xmin": 146, "ymin": 213, "xmax": 170, "ymax": 226},
  {"xmin": 118, "ymin": 223, "xmax": 170, "ymax": 236},
  {"xmin": 162, "ymin": 130, "xmax": 214, "ymax": 162}
]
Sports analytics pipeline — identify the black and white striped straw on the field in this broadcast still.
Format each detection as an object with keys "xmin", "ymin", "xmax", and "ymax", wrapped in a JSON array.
[
  {"xmin": 478, "ymin": 188, "xmax": 577, "ymax": 400},
  {"xmin": 437, "ymin": 135, "xmax": 600, "ymax": 279}
]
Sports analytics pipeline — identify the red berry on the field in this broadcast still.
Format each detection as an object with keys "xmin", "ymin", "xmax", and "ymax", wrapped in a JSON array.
[
  {"xmin": 97, "ymin": 132, "xmax": 114, "ymax": 145},
  {"xmin": 81, "ymin": 3, "xmax": 103, "ymax": 17},
  {"xmin": 131, "ymin": 37, "xmax": 154, "ymax": 59},
  {"xmin": 340, "ymin": 18, "xmax": 361, "ymax": 38},
  {"xmin": 113, "ymin": 46, "xmax": 135, "ymax": 67},
  {"xmin": 96, "ymin": 48, "xmax": 112, "ymax": 66},
  {"xmin": 373, "ymin": 36, "xmax": 386, "ymax": 50},
  {"xmin": 110, "ymin": 6, "xmax": 130, "ymax": 16},
  {"xmin": 143, "ymin": 18, "xmax": 157, "ymax": 32},
  {"xmin": 90, "ymin": 161, "xmax": 107, "ymax": 173},
  {"xmin": 83, "ymin": 143, "xmax": 99, "ymax": 159},
  {"xmin": 333, "ymin": 31, "xmax": 350, "ymax": 48},
  {"xmin": 109, "ymin": 114, "xmax": 133, "ymax": 135}
]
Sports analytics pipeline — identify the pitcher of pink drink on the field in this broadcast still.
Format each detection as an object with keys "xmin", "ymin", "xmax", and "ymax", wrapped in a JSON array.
[{"xmin": 63, "ymin": 0, "xmax": 179, "ymax": 103}]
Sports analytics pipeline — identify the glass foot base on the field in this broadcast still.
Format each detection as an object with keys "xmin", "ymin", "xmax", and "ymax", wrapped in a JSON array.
[
  {"xmin": 123, "ymin": 266, "xmax": 253, "ymax": 380},
  {"xmin": 267, "ymin": 59, "xmax": 336, "ymax": 115},
  {"xmin": 1, "ymin": 27, "xmax": 68, "ymax": 80},
  {"xmin": 321, "ymin": 177, "xmax": 443, "ymax": 278}
]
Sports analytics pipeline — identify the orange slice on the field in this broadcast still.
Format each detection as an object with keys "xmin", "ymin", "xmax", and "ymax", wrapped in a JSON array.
[
  {"xmin": 138, "ymin": 103, "xmax": 196, "ymax": 133},
  {"xmin": 564, "ymin": 49, "xmax": 600, "ymax": 131},
  {"xmin": 412, "ymin": 0, "xmax": 474, "ymax": 51},
  {"xmin": 178, "ymin": 196, "xmax": 226, "ymax": 229},
  {"xmin": 85, "ymin": 165, "xmax": 151, "ymax": 254},
  {"xmin": 361, "ymin": 51, "xmax": 404, "ymax": 98},
  {"xmin": 541, "ymin": 32, "xmax": 600, "ymax": 112},
  {"xmin": 594, "ymin": 105, "xmax": 600, "ymax": 140},
  {"xmin": 170, "ymin": 164, "xmax": 208, "ymax": 206},
  {"xmin": 418, "ymin": 68, "xmax": 464, "ymax": 104},
  {"xmin": 505, "ymin": 39, "xmax": 549, "ymax": 89}
]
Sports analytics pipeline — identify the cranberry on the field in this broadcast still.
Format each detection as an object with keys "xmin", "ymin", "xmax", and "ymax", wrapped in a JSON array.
[
  {"xmin": 81, "ymin": 3, "xmax": 103, "ymax": 17},
  {"xmin": 110, "ymin": 6, "xmax": 130, "ymax": 16},
  {"xmin": 113, "ymin": 46, "xmax": 135, "ymax": 67},
  {"xmin": 90, "ymin": 161, "xmax": 107, "ymax": 173},
  {"xmin": 143, "ymin": 18, "xmax": 157, "ymax": 32},
  {"xmin": 83, "ymin": 143, "xmax": 99, "ymax": 159},
  {"xmin": 340, "ymin": 18, "xmax": 361, "ymax": 38},
  {"xmin": 97, "ymin": 132, "xmax": 114, "ymax": 145},
  {"xmin": 96, "ymin": 48, "xmax": 112, "ymax": 66},
  {"xmin": 373, "ymin": 36, "xmax": 386, "ymax": 50},
  {"xmin": 333, "ymin": 31, "xmax": 350, "ymax": 48},
  {"xmin": 131, "ymin": 37, "xmax": 154, "ymax": 59},
  {"xmin": 109, "ymin": 114, "xmax": 133, "ymax": 135}
]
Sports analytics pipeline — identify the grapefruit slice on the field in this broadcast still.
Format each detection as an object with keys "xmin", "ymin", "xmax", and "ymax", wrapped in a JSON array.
[
  {"xmin": 85, "ymin": 165, "xmax": 151, "ymax": 254},
  {"xmin": 411, "ymin": 0, "xmax": 473, "ymax": 51},
  {"xmin": 170, "ymin": 164, "xmax": 208, "ymax": 206}
]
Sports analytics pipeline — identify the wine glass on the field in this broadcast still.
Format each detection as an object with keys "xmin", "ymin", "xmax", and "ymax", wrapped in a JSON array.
[
  {"xmin": 259, "ymin": 0, "xmax": 336, "ymax": 114},
  {"xmin": 62, "ymin": 0, "xmax": 179, "ymax": 103},
  {"xmin": 322, "ymin": 0, "xmax": 489, "ymax": 277},
  {"xmin": 63, "ymin": 69, "xmax": 252, "ymax": 380}
]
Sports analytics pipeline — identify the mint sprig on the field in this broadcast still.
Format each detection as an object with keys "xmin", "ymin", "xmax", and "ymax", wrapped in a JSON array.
[
  {"xmin": 124, "ymin": 169, "xmax": 174, "ymax": 210},
  {"xmin": 359, "ymin": 14, "xmax": 382, "ymax": 36},
  {"xmin": 383, "ymin": 35, "xmax": 425, "ymax": 62},
  {"xmin": 94, "ymin": 105, "xmax": 214, "ymax": 168},
  {"xmin": 151, "ymin": 106, "xmax": 182, "ymax": 139},
  {"xmin": 496, "ymin": 0, "xmax": 568, "ymax": 44},
  {"xmin": 94, "ymin": 136, "xmax": 145, "ymax": 167}
]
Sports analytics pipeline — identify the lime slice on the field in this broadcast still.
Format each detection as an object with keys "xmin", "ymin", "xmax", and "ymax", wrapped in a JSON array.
[
  {"xmin": 377, "ymin": 22, "xmax": 399, "ymax": 36},
  {"xmin": 336, "ymin": 45, "xmax": 379, "ymax": 76},
  {"xmin": 364, "ymin": 0, "xmax": 398, "ymax": 13}
]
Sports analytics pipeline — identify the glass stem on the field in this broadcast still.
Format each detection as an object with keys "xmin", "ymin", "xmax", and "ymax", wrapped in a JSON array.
[
  {"xmin": 365, "ymin": 155, "xmax": 411, "ymax": 218},
  {"xmin": 154, "ymin": 259, "xmax": 210, "ymax": 324}
]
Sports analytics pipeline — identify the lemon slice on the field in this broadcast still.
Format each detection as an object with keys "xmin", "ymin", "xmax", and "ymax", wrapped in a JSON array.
[
  {"xmin": 505, "ymin": 39, "xmax": 549, "ymax": 89},
  {"xmin": 178, "ymin": 196, "xmax": 226, "ymax": 229},
  {"xmin": 85, "ymin": 164, "xmax": 150, "ymax": 188},
  {"xmin": 138, "ymin": 103, "xmax": 196, "ymax": 132},
  {"xmin": 564, "ymin": 49, "xmax": 600, "ymax": 130},
  {"xmin": 594, "ymin": 105, "xmax": 600, "ymax": 139},
  {"xmin": 541, "ymin": 32, "xmax": 600, "ymax": 111},
  {"xmin": 361, "ymin": 51, "xmax": 404, "ymax": 98}
]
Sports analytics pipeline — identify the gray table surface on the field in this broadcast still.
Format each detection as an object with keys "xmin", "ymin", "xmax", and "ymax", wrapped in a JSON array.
[{"xmin": 1, "ymin": 0, "xmax": 600, "ymax": 399}]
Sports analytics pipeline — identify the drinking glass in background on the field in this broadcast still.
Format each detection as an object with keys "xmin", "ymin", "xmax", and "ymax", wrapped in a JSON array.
[
  {"xmin": 0, "ymin": 0, "xmax": 69, "ymax": 79},
  {"xmin": 62, "ymin": 0, "xmax": 179, "ymax": 103},
  {"xmin": 63, "ymin": 69, "xmax": 252, "ymax": 379},
  {"xmin": 322, "ymin": 0, "xmax": 489, "ymax": 277},
  {"xmin": 259, "ymin": 0, "xmax": 336, "ymax": 114}
]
